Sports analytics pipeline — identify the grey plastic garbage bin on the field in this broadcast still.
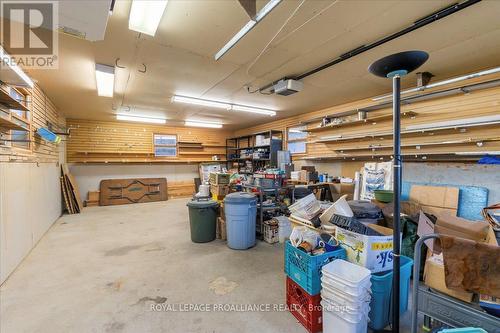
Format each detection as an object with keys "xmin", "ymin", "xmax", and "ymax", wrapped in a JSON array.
[
  {"xmin": 224, "ymin": 192, "xmax": 257, "ymax": 250},
  {"xmin": 186, "ymin": 198, "xmax": 218, "ymax": 243}
]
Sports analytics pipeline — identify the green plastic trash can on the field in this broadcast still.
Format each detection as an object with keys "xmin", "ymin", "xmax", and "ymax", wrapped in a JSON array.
[{"xmin": 186, "ymin": 198, "xmax": 218, "ymax": 243}]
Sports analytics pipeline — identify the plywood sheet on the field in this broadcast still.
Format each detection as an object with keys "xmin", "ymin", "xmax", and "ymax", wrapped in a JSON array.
[{"xmin": 99, "ymin": 178, "xmax": 168, "ymax": 206}]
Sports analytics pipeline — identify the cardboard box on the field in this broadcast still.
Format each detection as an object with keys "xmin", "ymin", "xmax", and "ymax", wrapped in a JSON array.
[
  {"xmin": 424, "ymin": 254, "xmax": 474, "ymax": 303},
  {"xmin": 434, "ymin": 212, "xmax": 492, "ymax": 243},
  {"xmin": 418, "ymin": 211, "xmax": 496, "ymax": 253},
  {"xmin": 329, "ymin": 183, "xmax": 355, "ymax": 201},
  {"xmin": 216, "ymin": 217, "xmax": 227, "ymax": 240},
  {"xmin": 209, "ymin": 173, "xmax": 230, "ymax": 185},
  {"xmin": 409, "ymin": 185, "xmax": 458, "ymax": 216},
  {"xmin": 298, "ymin": 170, "xmax": 308, "ymax": 182},
  {"xmin": 291, "ymin": 171, "xmax": 300, "ymax": 181},
  {"xmin": 420, "ymin": 211, "xmax": 497, "ymax": 303},
  {"xmin": 336, "ymin": 224, "xmax": 398, "ymax": 273},
  {"xmin": 210, "ymin": 184, "xmax": 229, "ymax": 196}
]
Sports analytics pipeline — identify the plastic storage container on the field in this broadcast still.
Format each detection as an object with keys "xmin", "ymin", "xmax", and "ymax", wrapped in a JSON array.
[
  {"xmin": 224, "ymin": 192, "xmax": 257, "ymax": 250},
  {"xmin": 321, "ymin": 299, "xmax": 368, "ymax": 333},
  {"xmin": 186, "ymin": 198, "xmax": 218, "ymax": 243},
  {"xmin": 286, "ymin": 277, "xmax": 322, "ymax": 333},
  {"xmin": 320, "ymin": 260, "xmax": 371, "ymax": 333},
  {"xmin": 369, "ymin": 256, "xmax": 413, "ymax": 330},
  {"xmin": 284, "ymin": 240, "xmax": 346, "ymax": 295},
  {"xmin": 438, "ymin": 329, "xmax": 487, "ymax": 333}
]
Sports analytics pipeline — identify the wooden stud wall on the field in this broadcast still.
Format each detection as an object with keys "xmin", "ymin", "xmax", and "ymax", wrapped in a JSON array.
[
  {"xmin": 0, "ymin": 84, "xmax": 65, "ymax": 163},
  {"xmin": 66, "ymin": 119, "xmax": 231, "ymax": 163},
  {"xmin": 234, "ymin": 73, "xmax": 500, "ymax": 162}
]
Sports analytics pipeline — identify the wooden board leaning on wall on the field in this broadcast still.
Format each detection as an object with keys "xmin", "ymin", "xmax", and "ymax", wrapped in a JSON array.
[
  {"xmin": 66, "ymin": 119, "xmax": 231, "ymax": 163},
  {"xmin": 234, "ymin": 72, "xmax": 500, "ymax": 161}
]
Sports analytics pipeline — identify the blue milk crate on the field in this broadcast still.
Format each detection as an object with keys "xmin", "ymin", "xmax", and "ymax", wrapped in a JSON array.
[
  {"xmin": 284, "ymin": 240, "xmax": 347, "ymax": 295},
  {"xmin": 369, "ymin": 255, "xmax": 413, "ymax": 330}
]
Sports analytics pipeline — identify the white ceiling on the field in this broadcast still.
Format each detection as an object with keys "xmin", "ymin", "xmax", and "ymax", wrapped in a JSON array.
[{"xmin": 11, "ymin": 0, "xmax": 500, "ymax": 129}]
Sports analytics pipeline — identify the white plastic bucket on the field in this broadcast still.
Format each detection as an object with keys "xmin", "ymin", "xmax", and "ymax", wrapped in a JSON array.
[
  {"xmin": 319, "ymin": 194, "xmax": 354, "ymax": 224},
  {"xmin": 321, "ymin": 274, "xmax": 371, "ymax": 298},
  {"xmin": 321, "ymin": 299, "xmax": 369, "ymax": 333},
  {"xmin": 322, "ymin": 259, "xmax": 371, "ymax": 285},
  {"xmin": 321, "ymin": 283, "xmax": 371, "ymax": 308},
  {"xmin": 197, "ymin": 184, "xmax": 210, "ymax": 197}
]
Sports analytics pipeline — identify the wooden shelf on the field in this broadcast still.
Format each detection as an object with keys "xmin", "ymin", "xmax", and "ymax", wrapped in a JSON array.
[
  {"xmin": 69, "ymin": 158, "xmax": 227, "ymax": 164},
  {"xmin": 178, "ymin": 152, "xmax": 224, "ymax": 155},
  {"xmin": 333, "ymin": 137, "xmax": 500, "ymax": 152},
  {"xmin": 0, "ymin": 117, "xmax": 29, "ymax": 131},
  {"xmin": 201, "ymin": 143, "xmax": 226, "ymax": 147},
  {"xmin": 73, "ymin": 151, "xmax": 153, "ymax": 155},
  {"xmin": 307, "ymin": 111, "xmax": 417, "ymax": 133},
  {"xmin": 0, "ymin": 88, "xmax": 29, "ymax": 111}
]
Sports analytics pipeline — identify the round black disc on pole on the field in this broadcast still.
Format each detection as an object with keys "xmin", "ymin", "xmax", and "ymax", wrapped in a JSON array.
[
  {"xmin": 368, "ymin": 50, "xmax": 429, "ymax": 78},
  {"xmin": 368, "ymin": 50, "xmax": 428, "ymax": 333}
]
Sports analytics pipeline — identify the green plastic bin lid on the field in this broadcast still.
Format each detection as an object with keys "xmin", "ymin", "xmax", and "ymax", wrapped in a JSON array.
[
  {"xmin": 187, "ymin": 198, "xmax": 218, "ymax": 208},
  {"xmin": 224, "ymin": 192, "xmax": 257, "ymax": 203}
]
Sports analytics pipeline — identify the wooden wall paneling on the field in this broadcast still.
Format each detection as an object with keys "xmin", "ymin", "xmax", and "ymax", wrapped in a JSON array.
[
  {"xmin": 66, "ymin": 119, "xmax": 230, "ymax": 163},
  {"xmin": 1, "ymin": 84, "xmax": 64, "ymax": 163},
  {"xmin": 167, "ymin": 180, "xmax": 195, "ymax": 199},
  {"xmin": 235, "ymin": 78, "xmax": 500, "ymax": 161}
]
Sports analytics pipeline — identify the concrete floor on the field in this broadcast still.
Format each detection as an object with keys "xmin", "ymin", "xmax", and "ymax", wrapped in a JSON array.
[{"xmin": 1, "ymin": 198, "xmax": 415, "ymax": 333}]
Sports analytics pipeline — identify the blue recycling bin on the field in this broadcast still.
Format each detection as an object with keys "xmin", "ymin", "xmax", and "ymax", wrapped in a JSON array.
[{"xmin": 224, "ymin": 192, "xmax": 257, "ymax": 250}]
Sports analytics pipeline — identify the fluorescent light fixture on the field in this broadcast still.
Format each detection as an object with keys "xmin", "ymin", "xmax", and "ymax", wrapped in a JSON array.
[
  {"xmin": 406, "ymin": 115, "xmax": 500, "ymax": 131},
  {"xmin": 95, "ymin": 64, "xmax": 115, "ymax": 97},
  {"xmin": 215, "ymin": 20, "xmax": 256, "ymax": 61},
  {"xmin": 455, "ymin": 151, "xmax": 500, "ymax": 155},
  {"xmin": 231, "ymin": 105, "xmax": 276, "ymax": 116},
  {"xmin": 215, "ymin": 0, "xmax": 282, "ymax": 60},
  {"xmin": 255, "ymin": 0, "xmax": 282, "ymax": 21},
  {"xmin": 172, "ymin": 95, "xmax": 231, "ymax": 109},
  {"xmin": 172, "ymin": 95, "xmax": 276, "ymax": 116},
  {"xmin": 117, "ymin": 114, "xmax": 166, "ymax": 124},
  {"xmin": 373, "ymin": 66, "xmax": 500, "ymax": 101},
  {"xmin": 0, "ymin": 45, "xmax": 34, "ymax": 88},
  {"xmin": 185, "ymin": 120, "xmax": 223, "ymax": 128},
  {"xmin": 129, "ymin": 0, "xmax": 168, "ymax": 36}
]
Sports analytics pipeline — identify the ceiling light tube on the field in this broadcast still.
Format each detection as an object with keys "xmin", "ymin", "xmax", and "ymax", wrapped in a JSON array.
[
  {"xmin": 405, "ymin": 115, "xmax": 500, "ymax": 131},
  {"xmin": 185, "ymin": 120, "xmax": 223, "ymax": 128},
  {"xmin": 255, "ymin": 0, "xmax": 282, "ymax": 21},
  {"xmin": 95, "ymin": 64, "xmax": 115, "ymax": 97},
  {"xmin": 231, "ymin": 105, "xmax": 276, "ymax": 116},
  {"xmin": 215, "ymin": 20, "xmax": 256, "ymax": 61},
  {"xmin": 172, "ymin": 95, "xmax": 276, "ymax": 116},
  {"xmin": 0, "ymin": 45, "xmax": 34, "ymax": 88},
  {"xmin": 373, "ymin": 66, "xmax": 500, "ymax": 101},
  {"xmin": 129, "ymin": 0, "xmax": 168, "ymax": 36},
  {"xmin": 172, "ymin": 95, "xmax": 231, "ymax": 109},
  {"xmin": 117, "ymin": 114, "xmax": 166, "ymax": 124},
  {"xmin": 214, "ymin": 0, "xmax": 282, "ymax": 60}
]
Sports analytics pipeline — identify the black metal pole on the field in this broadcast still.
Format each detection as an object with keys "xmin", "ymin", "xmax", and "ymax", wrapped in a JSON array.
[{"xmin": 392, "ymin": 75, "xmax": 401, "ymax": 333}]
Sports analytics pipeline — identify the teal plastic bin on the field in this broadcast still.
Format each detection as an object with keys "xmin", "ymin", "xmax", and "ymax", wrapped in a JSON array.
[
  {"xmin": 439, "ymin": 329, "xmax": 487, "ymax": 333},
  {"xmin": 284, "ymin": 240, "xmax": 347, "ymax": 295},
  {"xmin": 369, "ymin": 256, "xmax": 413, "ymax": 330}
]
